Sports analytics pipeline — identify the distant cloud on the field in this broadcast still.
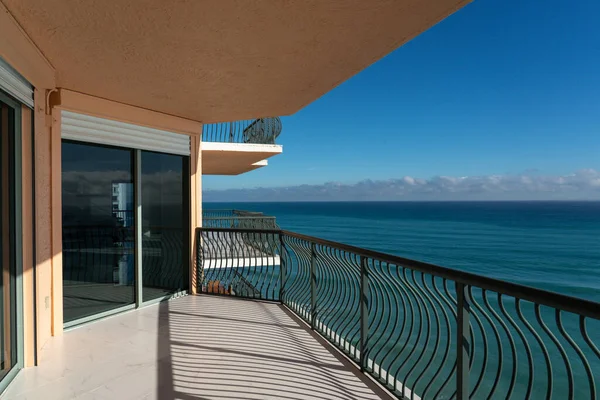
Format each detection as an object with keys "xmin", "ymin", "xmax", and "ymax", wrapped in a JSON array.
[{"xmin": 204, "ymin": 169, "xmax": 600, "ymax": 201}]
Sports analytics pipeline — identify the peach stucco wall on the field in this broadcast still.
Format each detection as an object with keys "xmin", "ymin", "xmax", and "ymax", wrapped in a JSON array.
[
  {"xmin": 33, "ymin": 90, "xmax": 54, "ymax": 359},
  {"xmin": 0, "ymin": 2, "xmax": 202, "ymax": 366},
  {"xmin": 1, "ymin": 2, "xmax": 56, "ymax": 363},
  {"xmin": 2, "ymin": 2, "xmax": 204, "ymax": 363}
]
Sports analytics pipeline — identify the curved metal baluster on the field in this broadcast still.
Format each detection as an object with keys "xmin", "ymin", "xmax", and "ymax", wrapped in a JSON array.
[
  {"xmin": 285, "ymin": 237, "xmax": 305, "ymax": 314},
  {"xmin": 336, "ymin": 250, "xmax": 361, "ymax": 346},
  {"xmin": 464, "ymin": 287, "xmax": 492, "ymax": 399},
  {"xmin": 483, "ymin": 292, "xmax": 518, "ymax": 399},
  {"xmin": 550, "ymin": 310, "xmax": 573, "ymax": 400},
  {"xmin": 532, "ymin": 304, "xmax": 555, "ymax": 400},
  {"xmin": 370, "ymin": 261, "xmax": 403, "ymax": 386},
  {"xmin": 320, "ymin": 246, "xmax": 349, "ymax": 341},
  {"xmin": 263, "ymin": 232, "xmax": 278, "ymax": 300},
  {"xmin": 499, "ymin": 294, "xmax": 533, "ymax": 399},
  {"xmin": 374, "ymin": 259, "xmax": 399, "ymax": 376},
  {"xmin": 317, "ymin": 246, "xmax": 345, "ymax": 341},
  {"xmin": 344, "ymin": 253, "xmax": 362, "ymax": 357},
  {"xmin": 219, "ymin": 230, "xmax": 232, "ymax": 293},
  {"xmin": 420, "ymin": 275, "xmax": 453, "ymax": 399},
  {"xmin": 558, "ymin": 312, "xmax": 596, "ymax": 400},
  {"xmin": 284, "ymin": 237, "xmax": 311, "ymax": 318},
  {"xmin": 432, "ymin": 279, "xmax": 458, "ymax": 400},
  {"xmin": 248, "ymin": 231, "xmax": 261, "ymax": 298},
  {"xmin": 279, "ymin": 235, "xmax": 289, "ymax": 302},
  {"xmin": 376, "ymin": 264, "xmax": 412, "ymax": 394},
  {"xmin": 580, "ymin": 316, "xmax": 599, "ymax": 399},
  {"xmin": 514, "ymin": 300, "xmax": 551, "ymax": 400},
  {"xmin": 232, "ymin": 230, "xmax": 246, "ymax": 296},
  {"xmin": 295, "ymin": 238, "xmax": 312, "ymax": 318},
  {"xmin": 322, "ymin": 246, "xmax": 351, "ymax": 344},
  {"xmin": 211, "ymin": 230, "xmax": 225, "ymax": 289},
  {"xmin": 367, "ymin": 259, "xmax": 392, "ymax": 374},
  {"xmin": 388, "ymin": 267, "xmax": 418, "ymax": 388},
  {"xmin": 411, "ymin": 272, "xmax": 442, "ymax": 397},
  {"xmin": 393, "ymin": 269, "xmax": 426, "ymax": 395}
]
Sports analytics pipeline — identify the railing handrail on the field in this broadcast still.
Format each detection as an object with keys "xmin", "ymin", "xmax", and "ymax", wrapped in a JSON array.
[
  {"xmin": 202, "ymin": 216, "xmax": 277, "ymax": 220},
  {"xmin": 198, "ymin": 227, "xmax": 281, "ymax": 234},
  {"xmin": 196, "ymin": 226, "xmax": 600, "ymax": 320}
]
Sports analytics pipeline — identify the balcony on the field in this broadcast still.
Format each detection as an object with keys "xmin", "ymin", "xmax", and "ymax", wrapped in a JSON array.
[
  {"xmin": 202, "ymin": 118, "xmax": 283, "ymax": 175},
  {"xmin": 196, "ymin": 227, "xmax": 600, "ymax": 399},
  {"xmin": 5, "ymin": 225, "xmax": 599, "ymax": 399}
]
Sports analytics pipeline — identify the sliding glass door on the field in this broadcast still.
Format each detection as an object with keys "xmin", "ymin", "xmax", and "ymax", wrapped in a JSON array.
[
  {"xmin": 0, "ymin": 93, "xmax": 21, "ymax": 386},
  {"xmin": 141, "ymin": 151, "xmax": 189, "ymax": 301},
  {"xmin": 62, "ymin": 142, "xmax": 189, "ymax": 325},
  {"xmin": 62, "ymin": 142, "xmax": 135, "ymax": 323}
]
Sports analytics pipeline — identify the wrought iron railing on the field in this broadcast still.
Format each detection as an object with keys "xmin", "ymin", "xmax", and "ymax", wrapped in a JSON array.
[
  {"xmin": 199, "ymin": 228, "xmax": 281, "ymax": 299},
  {"xmin": 202, "ymin": 117, "xmax": 282, "ymax": 144},
  {"xmin": 196, "ymin": 227, "xmax": 600, "ymax": 400}
]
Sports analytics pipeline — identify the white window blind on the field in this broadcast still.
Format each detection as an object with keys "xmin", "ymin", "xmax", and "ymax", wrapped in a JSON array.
[
  {"xmin": 0, "ymin": 57, "xmax": 34, "ymax": 108},
  {"xmin": 61, "ymin": 110, "xmax": 191, "ymax": 156}
]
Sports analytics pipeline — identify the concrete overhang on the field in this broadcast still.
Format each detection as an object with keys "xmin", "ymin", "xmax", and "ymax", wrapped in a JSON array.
[
  {"xmin": 202, "ymin": 142, "xmax": 282, "ymax": 175},
  {"xmin": 3, "ymin": 0, "xmax": 471, "ymax": 123}
]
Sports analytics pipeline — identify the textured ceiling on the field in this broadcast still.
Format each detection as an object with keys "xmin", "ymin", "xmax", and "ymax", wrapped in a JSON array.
[{"xmin": 3, "ymin": 0, "xmax": 470, "ymax": 123}]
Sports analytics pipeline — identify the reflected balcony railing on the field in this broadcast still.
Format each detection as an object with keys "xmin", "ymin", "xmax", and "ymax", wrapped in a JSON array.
[
  {"xmin": 202, "ymin": 209, "xmax": 280, "ymax": 230},
  {"xmin": 196, "ymin": 227, "xmax": 600, "ymax": 400},
  {"xmin": 202, "ymin": 117, "xmax": 282, "ymax": 144}
]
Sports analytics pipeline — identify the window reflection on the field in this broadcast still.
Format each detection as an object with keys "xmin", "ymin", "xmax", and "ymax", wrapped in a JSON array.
[
  {"xmin": 61, "ymin": 142, "xmax": 135, "ymax": 323},
  {"xmin": 0, "ymin": 100, "xmax": 17, "ymax": 379},
  {"xmin": 141, "ymin": 151, "xmax": 189, "ymax": 301}
]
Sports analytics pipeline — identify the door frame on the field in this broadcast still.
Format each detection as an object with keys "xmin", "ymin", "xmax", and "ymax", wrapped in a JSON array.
[
  {"xmin": 60, "ymin": 141, "xmax": 191, "ymax": 329},
  {"xmin": 0, "ymin": 90, "xmax": 24, "ymax": 393}
]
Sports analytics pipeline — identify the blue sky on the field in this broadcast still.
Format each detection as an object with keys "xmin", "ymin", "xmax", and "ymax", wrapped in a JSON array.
[{"xmin": 204, "ymin": 0, "xmax": 600, "ymax": 198}]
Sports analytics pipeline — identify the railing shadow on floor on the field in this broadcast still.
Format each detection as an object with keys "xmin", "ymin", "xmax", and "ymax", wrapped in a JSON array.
[{"xmin": 155, "ymin": 295, "xmax": 390, "ymax": 400}]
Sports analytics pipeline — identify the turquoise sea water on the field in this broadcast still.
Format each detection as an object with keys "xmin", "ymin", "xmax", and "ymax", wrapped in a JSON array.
[{"xmin": 205, "ymin": 201, "xmax": 600, "ymax": 302}]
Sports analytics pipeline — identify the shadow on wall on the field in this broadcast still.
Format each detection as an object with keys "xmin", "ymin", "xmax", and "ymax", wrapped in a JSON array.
[{"xmin": 155, "ymin": 296, "xmax": 390, "ymax": 400}]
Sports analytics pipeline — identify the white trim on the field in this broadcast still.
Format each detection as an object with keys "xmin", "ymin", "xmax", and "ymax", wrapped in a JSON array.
[
  {"xmin": 61, "ymin": 110, "xmax": 191, "ymax": 155},
  {"xmin": 0, "ymin": 57, "xmax": 34, "ymax": 108},
  {"xmin": 201, "ymin": 141, "xmax": 282, "ymax": 154}
]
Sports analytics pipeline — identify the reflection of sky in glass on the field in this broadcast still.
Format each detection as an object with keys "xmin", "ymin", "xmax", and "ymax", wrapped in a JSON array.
[
  {"xmin": 62, "ymin": 143, "xmax": 186, "ymax": 228},
  {"xmin": 62, "ymin": 142, "xmax": 133, "ymax": 224},
  {"xmin": 142, "ymin": 151, "xmax": 185, "ymax": 229}
]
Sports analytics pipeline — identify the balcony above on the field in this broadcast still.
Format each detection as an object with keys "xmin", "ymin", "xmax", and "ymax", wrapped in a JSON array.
[{"xmin": 202, "ymin": 118, "xmax": 283, "ymax": 175}]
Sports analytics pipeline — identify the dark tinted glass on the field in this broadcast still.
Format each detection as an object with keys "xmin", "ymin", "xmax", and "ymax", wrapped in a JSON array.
[
  {"xmin": 61, "ymin": 141, "xmax": 135, "ymax": 323},
  {"xmin": 0, "ymin": 100, "xmax": 17, "ymax": 377},
  {"xmin": 141, "ymin": 151, "xmax": 189, "ymax": 301}
]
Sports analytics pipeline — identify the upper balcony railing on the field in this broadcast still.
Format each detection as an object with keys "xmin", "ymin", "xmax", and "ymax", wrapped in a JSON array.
[
  {"xmin": 202, "ymin": 117, "xmax": 282, "ymax": 144},
  {"xmin": 196, "ymin": 226, "xmax": 600, "ymax": 400}
]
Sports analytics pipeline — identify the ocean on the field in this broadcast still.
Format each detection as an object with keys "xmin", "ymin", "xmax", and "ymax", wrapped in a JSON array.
[{"xmin": 204, "ymin": 201, "xmax": 600, "ymax": 302}]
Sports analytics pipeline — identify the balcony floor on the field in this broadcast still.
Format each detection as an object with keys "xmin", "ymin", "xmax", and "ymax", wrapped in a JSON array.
[{"xmin": 4, "ymin": 295, "xmax": 389, "ymax": 400}]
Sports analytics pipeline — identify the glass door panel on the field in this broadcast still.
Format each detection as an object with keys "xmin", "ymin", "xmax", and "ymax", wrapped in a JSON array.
[
  {"xmin": 141, "ymin": 151, "xmax": 189, "ymax": 301},
  {"xmin": 0, "ymin": 100, "xmax": 17, "ymax": 380},
  {"xmin": 61, "ymin": 142, "xmax": 135, "ymax": 323}
]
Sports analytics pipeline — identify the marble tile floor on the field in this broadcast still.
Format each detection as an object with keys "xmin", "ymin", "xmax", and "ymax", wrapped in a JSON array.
[{"xmin": 2, "ymin": 295, "xmax": 390, "ymax": 400}]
